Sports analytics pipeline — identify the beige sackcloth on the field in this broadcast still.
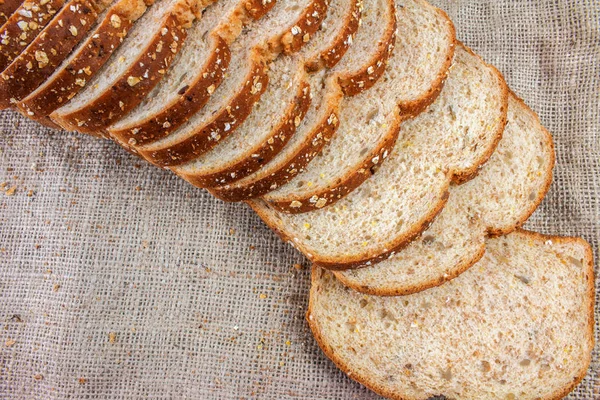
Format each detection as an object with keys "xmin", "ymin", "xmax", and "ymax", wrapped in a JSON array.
[{"xmin": 0, "ymin": 0, "xmax": 598, "ymax": 398}]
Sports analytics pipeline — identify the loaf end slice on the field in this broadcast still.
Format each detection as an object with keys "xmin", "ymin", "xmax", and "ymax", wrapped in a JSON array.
[
  {"xmin": 336, "ymin": 93, "xmax": 555, "ymax": 295},
  {"xmin": 308, "ymin": 230, "xmax": 595, "ymax": 400}
]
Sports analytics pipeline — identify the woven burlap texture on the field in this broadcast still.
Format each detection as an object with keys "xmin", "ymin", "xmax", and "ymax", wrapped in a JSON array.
[{"xmin": 1, "ymin": 0, "xmax": 598, "ymax": 398}]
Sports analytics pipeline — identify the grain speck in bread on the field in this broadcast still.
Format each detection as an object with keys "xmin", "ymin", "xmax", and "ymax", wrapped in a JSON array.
[
  {"xmin": 50, "ymin": 0, "xmax": 197, "ymax": 135},
  {"xmin": 18, "ymin": 0, "xmax": 147, "ymax": 119},
  {"xmin": 0, "ymin": 0, "xmax": 68, "ymax": 73},
  {"xmin": 263, "ymin": 0, "xmax": 456, "ymax": 213},
  {"xmin": 308, "ymin": 230, "xmax": 595, "ymax": 400},
  {"xmin": 250, "ymin": 45, "xmax": 507, "ymax": 270},
  {"xmin": 136, "ymin": 0, "xmax": 328, "ymax": 167},
  {"xmin": 336, "ymin": 93, "xmax": 555, "ymax": 295},
  {"xmin": 0, "ymin": 0, "xmax": 102, "ymax": 109},
  {"xmin": 209, "ymin": 0, "xmax": 396, "ymax": 202}
]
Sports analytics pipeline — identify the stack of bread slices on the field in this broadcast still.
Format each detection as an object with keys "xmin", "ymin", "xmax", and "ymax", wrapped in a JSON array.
[{"xmin": 0, "ymin": 0, "xmax": 594, "ymax": 398}]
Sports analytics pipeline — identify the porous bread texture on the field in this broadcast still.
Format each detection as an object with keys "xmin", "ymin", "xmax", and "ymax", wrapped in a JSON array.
[
  {"xmin": 262, "ymin": 0, "xmax": 456, "ymax": 213},
  {"xmin": 173, "ymin": 54, "xmax": 311, "ymax": 187},
  {"xmin": 250, "ymin": 45, "xmax": 508, "ymax": 270},
  {"xmin": 0, "ymin": 0, "xmax": 24, "ymax": 24},
  {"xmin": 136, "ymin": 0, "xmax": 327, "ymax": 167},
  {"xmin": 209, "ymin": 0, "xmax": 396, "ymax": 202},
  {"xmin": 0, "ymin": 0, "xmax": 68, "ymax": 73},
  {"xmin": 302, "ymin": 0, "xmax": 362, "ymax": 71},
  {"xmin": 307, "ymin": 230, "xmax": 595, "ymax": 400},
  {"xmin": 331, "ymin": 0, "xmax": 396, "ymax": 96},
  {"xmin": 209, "ymin": 69, "xmax": 343, "ymax": 201},
  {"xmin": 336, "ymin": 94, "xmax": 555, "ymax": 295},
  {"xmin": 0, "ymin": 0, "xmax": 101, "ymax": 109},
  {"xmin": 108, "ymin": 0, "xmax": 236, "ymax": 147},
  {"xmin": 18, "ymin": 0, "xmax": 147, "ymax": 118},
  {"xmin": 50, "ymin": 0, "xmax": 195, "ymax": 134}
]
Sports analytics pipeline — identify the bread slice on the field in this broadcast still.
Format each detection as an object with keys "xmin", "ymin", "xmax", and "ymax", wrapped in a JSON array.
[
  {"xmin": 106, "ymin": 0, "xmax": 278, "ymax": 147},
  {"xmin": 249, "ymin": 45, "xmax": 508, "ymax": 270},
  {"xmin": 17, "ymin": 0, "xmax": 147, "ymax": 120},
  {"xmin": 0, "ymin": 0, "xmax": 25, "ymax": 24},
  {"xmin": 208, "ymin": 0, "xmax": 397, "ymax": 202},
  {"xmin": 135, "ymin": 0, "xmax": 328, "ymax": 167},
  {"xmin": 307, "ymin": 230, "xmax": 595, "ymax": 400},
  {"xmin": 50, "ymin": 0, "xmax": 197, "ymax": 135},
  {"xmin": 173, "ymin": 55, "xmax": 311, "ymax": 187},
  {"xmin": 172, "ymin": 0, "xmax": 363, "ymax": 187},
  {"xmin": 336, "ymin": 94, "xmax": 555, "ymax": 295},
  {"xmin": 0, "ymin": 0, "xmax": 105, "ymax": 109},
  {"xmin": 0, "ymin": 0, "xmax": 68, "ymax": 72},
  {"xmin": 262, "ymin": 0, "xmax": 456, "ymax": 213}
]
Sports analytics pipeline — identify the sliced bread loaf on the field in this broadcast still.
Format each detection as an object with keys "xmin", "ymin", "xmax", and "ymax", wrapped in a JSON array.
[
  {"xmin": 172, "ymin": 0, "xmax": 363, "ymax": 187},
  {"xmin": 249, "ymin": 45, "xmax": 508, "ymax": 270},
  {"xmin": 50, "ymin": 0, "xmax": 196, "ymax": 135},
  {"xmin": 336, "ymin": 94, "xmax": 555, "ymax": 295},
  {"xmin": 173, "ymin": 55, "xmax": 311, "ymax": 187},
  {"xmin": 0, "ymin": 0, "xmax": 68, "ymax": 72},
  {"xmin": 208, "ymin": 0, "xmax": 397, "ymax": 202},
  {"xmin": 106, "ymin": 0, "xmax": 279, "ymax": 147},
  {"xmin": 262, "ymin": 0, "xmax": 456, "ymax": 213},
  {"xmin": 0, "ymin": 0, "xmax": 24, "ymax": 24},
  {"xmin": 135, "ymin": 0, "xmax": 328, "ymax": 167},
  {"xmin": 307, "ymin": 230, "xmax": 594, "ymax": 400},
  {"xmin": 17, "ymin": 0, "xmax": 147, "ymax": 120},
  {"xmin": 0, "ymin": 0, "xmax": 103, "ymax": 109}
]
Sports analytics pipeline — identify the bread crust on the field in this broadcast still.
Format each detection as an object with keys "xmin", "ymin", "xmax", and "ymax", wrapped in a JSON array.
[
  {"xmin": 305, "ymin": 0, "xmax": 362, "ymax": 72},
  {"xmin": 18, "ymin": 0, "xmax": 146, "ymax": 119},
  {"xmin": 336, "ymin": 0, "xmax": 396, "ymax": 96},
  {"xmin": 334, "ymin": 93, "xmax": 552, "ymax": 293},
  {"xmin": 0, "ymin": 0, "xmax": 99, "ymax": 109},
  {"xmin": 0, "ymin": 0, "xmax": 24, "ymax": 24},
  {"xmin": 307, "ymin": 230, "xmax": 595, "ymax": 400},
  {"xmin": 177, "ymin": 77, "xmax": 312, "ymax": 188},
  {"xmin": 208, "ymin": 82, "xmax": 343, "ymax": 202},
  {"xmin": 108, "ymin": 34, "xmax": 231, "ymax": 147},
  {"xmin": 0, "ymin": 0, "xmax": 67, "ymax": 75},
  {"xmin": 278, "ymin": 0, "xmax": 327, "ymax": 56},
  {"xmin": 50, "ymin": 0, "xmax": 193, "ymax": 135}
]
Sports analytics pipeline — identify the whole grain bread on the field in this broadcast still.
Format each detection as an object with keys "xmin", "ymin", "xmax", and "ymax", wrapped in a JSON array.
[
  {"xmin": 172, "ymin": 0, "xmax": 363, "ymax": 187},
  {"xmin": 0, "ymin": 0, "xmax": 24, "ymax": 24},
  {"xmin": 0, "ymin": 0, "xmax": 68, "ymax": 73},
  {"xmin": 17, "ymin": 0, "xmax": 147, "ymax": 120},
  {"xmin": 135, "ymin": 0, "xmax": 328, "ymax": 167},
  {"xmin": 262, "ymin": 0, "xmax": 456, "ymax": 213},
  {"xmin": 249, "ymin": 45, "xmax": 508, "ymax": 270},
  {"xmin": 307, "ymin": 230, "xmax": 595, "ymax": 400},
  {"xmin": 336, "ymin": 93, "xmax": 555, "ymax": 295},
  {"xmin": 107, "ymin": 0, "xmax": 277, "ymax": 148},
  {"xmin": 50, "ymin": 0, "xmax": 197, "ymax": 135},
  {"xmin": 209, "ymin": 0, "xmax": 397, "ymax": 202},
  {"xmin": 0, "ymin": 0, "xmax": 104, "ymax": 109}
]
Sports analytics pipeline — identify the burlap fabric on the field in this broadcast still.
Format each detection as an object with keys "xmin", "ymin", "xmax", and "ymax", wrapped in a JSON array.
[{"xmin": 0, "ymin": 1, "xmax": 598, "ymax": 398}]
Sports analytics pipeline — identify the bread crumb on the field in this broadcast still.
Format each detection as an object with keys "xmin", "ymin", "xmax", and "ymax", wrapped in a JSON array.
[
  {"xmin": 78, "ymin": 377, "xmax": 87, "ymax": 384},
  {"xmin": 53, "ymin": 283, "xmax": 61, "ymax": 292},
  {"xmin": 5, "ymin": 186, "xmax": 16, "ymax": 196},
  {"xmin": 259, "ymin": 293, "xmax": 267, "ymax": 299},
  {"xmin": 108, "ymin": 332, "xmax": 116, "ymax": 343},
  {"xmin": 5, "ymin": 338, "xmax": 16, "ymax": 347},
  {"xmin": 293, "ymin": 263, "xmax": 303, "ymax": 270},
  {"xmin": 34, "ymin": 374, "xmax": 44, "ymax": 381}
]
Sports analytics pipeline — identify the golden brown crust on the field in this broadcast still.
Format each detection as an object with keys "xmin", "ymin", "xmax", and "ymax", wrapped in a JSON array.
[
  {"xmin": 308, "ymin": 230, "xmax": 595, "ymax": 400},
  {"xmin": 18, "ymin": 0, "xmax": 143, "ymax": 118},
  {"xmin": 0, "ymin": 0, "xmax": 24, "ymax": 24},
  {"xmin": 267, "ymin": 112, "xmax": 403, "ymax": 213},
  {"xmin": 305, "ymin": 0, "xmax": 362, "ymax": 72},
  {"xmin": 0, "ymin": 0, "xmax": 67, "ymax": 74},
  {"xmin": 51, "ymin": 9, "xmax": 189, "ymax": 135},
  {"xmin": 278, "ymin": 0, "xmax": 327, "ymax": 56},
  {"xmin": 138, "ymin": 60, "xmax": 269, "ymax": 166},
  {"xmin": 250, "ymin": 186, "xmax": 449, "ymax": 270},
  {"xmin": 0, "ymin": 0, "xmax": 99, "ymax": 109},
  {"xmin": 208, "ymin": 84, "xmax": 343, "ymax": 202},
  {"xmin": 243, "ymin": 0, "xmax": 276, "ymax": 20},
  {"xmin": 178, "ymin": 78, "xmax": 312, "ymax": 188},
  {"xmin": 337, "ymin": 0, "xmax": 396, "ymax": 96},
  {"xmin": 108, "ymin": 34, "xmax": 231, "ymax": 147}
]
